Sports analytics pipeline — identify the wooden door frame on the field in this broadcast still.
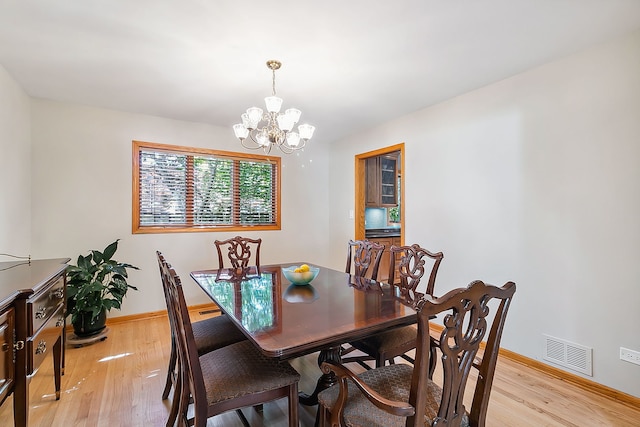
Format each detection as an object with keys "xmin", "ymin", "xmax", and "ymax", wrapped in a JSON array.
[{"xmin": 354, "ymin": 143, "xmax": 405, "ymax": 244}]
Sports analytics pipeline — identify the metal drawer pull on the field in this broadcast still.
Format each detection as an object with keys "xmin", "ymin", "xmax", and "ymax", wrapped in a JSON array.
[
  {"xmin": 14, "ymin": 341, "xmax": 24, "ymax": 351},
  {"xmin": 50, "ymin": 288, "xmax": 64, "ymax": 299},
  {"xmin": 35, "ymin": 340, "xmax": 47, "ymax": 355},
  {"xmin": 56, "ymin": 317, "xmax": 64, "ymax": 327},
  {"xmin": 35, "ymin": 306, "xmax": 48, "ymax": 319}
]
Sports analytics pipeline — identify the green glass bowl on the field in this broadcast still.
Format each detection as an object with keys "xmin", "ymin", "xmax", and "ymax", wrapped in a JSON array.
[{"xmin": 282, "ymin": 265, "xmax": 320, "ymax": 285}]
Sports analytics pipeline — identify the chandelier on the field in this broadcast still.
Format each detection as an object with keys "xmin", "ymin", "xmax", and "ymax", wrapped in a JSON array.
[{"xmin": 233, "ymin": 60, "xmax": 315, "ymax": 154}]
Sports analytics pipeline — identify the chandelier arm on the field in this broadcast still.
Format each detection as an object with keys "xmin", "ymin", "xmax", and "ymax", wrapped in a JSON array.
[
  {"xmin": 279, "ymin": 143, "xmax": 295, "ymax": 155},
  {"xmin": 241, "ymin": 131, "xmax": 265, "ymax": 150},
  {"xmin": 240, "ymin": 138, "xmax": 260, "ymax": 150},
  {"xmin": 280, "ymin": 136, "xmax": 307, "ymax": 154},
  {"xmin": 248, "ymin": 130, "xmax": 262, "ymax": 147},
  {"xmin": 289, "ymin": 138, "xmax": 307, "ymax": 152}
]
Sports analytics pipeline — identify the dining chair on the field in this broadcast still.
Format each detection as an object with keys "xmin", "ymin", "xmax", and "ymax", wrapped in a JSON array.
[
  {"xmin": 165, "ymin": 264, "xmax": 301, "ymax": 427},
  {"xmin": 345, "ymin": 239, "xmax": 385, "ymax": 280},
  {"xmin": 317, "ymin": 279, "xmax": 516, "ymax": 427},
  {"xmin": 214, "ymin": 235, "xmax": 262, "ymax": 280},
  {"xmin": 340, "ymin": 239, "xmax": 386, "ymax": 362},
  {"xmin": 156, "ymin": 251, "xmax": 246, "ymax": 427},
  {"xmin": 343, "ymin": 244, "xmax": 443, "ymax": 370}
]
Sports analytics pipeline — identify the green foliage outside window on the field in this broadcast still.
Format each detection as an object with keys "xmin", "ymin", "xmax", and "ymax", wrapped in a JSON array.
[{"xmin": 133, "ymin": 140, "xmax": 280, "ymax": 233}]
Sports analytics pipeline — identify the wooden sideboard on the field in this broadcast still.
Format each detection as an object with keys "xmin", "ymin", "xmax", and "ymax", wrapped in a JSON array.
[{"xmin": 0, "ymin": 258, "xmax": 69, "ymax": 427}]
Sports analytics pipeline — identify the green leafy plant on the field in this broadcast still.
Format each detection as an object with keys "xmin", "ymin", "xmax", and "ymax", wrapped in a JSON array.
[
  {"xmin": 388, "ymin": 206, "xmax": 400, "ymax": 223},
  {"xmin": 66, "ymin": 239, "xmax": 139, "ymax": 324}
]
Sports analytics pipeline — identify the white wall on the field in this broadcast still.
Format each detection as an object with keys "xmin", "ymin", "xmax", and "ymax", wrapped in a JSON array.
[
  {"xmin": 0, "ymin": 65, "xmax": 31, "ymax": 255},
  {"xmin": 29, "ymin": 100, "xmax": 331, "ymax": 316},
  {"xmin": 328, "ymin": 31, "xmax": 640, "ymax": 397}
]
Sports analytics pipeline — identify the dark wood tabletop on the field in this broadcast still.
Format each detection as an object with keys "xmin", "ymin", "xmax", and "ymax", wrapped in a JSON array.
[
  {"xmin": 190, "ymin": 263, "xmax": 417, "ymax": 360},
  {"xmin": 0, "ymin": 258, "xmax": 69, "ymax": 309}
]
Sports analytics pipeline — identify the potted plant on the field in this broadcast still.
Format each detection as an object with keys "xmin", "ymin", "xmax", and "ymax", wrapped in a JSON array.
[{"xmin": 66, "ymin": 239, "xmax": 139, "ymax": 337}]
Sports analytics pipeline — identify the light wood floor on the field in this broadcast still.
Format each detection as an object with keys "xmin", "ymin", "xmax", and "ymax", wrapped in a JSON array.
[{"xmin": 0, "ymin": 311, "xmax": 638, "ymax": 427}]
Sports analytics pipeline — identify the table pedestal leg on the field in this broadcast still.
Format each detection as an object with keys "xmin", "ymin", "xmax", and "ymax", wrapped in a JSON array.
[{"xmin": 299, "ymin": 346, "xmax": 341, "ymax": 406}]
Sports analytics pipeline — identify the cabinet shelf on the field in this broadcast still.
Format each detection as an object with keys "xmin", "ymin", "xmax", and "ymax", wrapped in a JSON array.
[{"xmin": 366, "ymin": 154, "xmax": 398, "ymax": 207}]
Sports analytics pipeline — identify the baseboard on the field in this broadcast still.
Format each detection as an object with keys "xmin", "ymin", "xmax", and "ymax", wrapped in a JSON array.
[
  {"xmin": 105, "ymin": 303, "xmax": 219, "ymax": 324},
  {"xmin": 65, "ymin": 303, "xmax": 219, "ymax": 332}
]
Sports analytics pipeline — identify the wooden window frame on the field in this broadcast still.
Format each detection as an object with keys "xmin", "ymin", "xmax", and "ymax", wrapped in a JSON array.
[{"xmin": 132, "ymin": 140, "xmax": 281, "ymax": 234}]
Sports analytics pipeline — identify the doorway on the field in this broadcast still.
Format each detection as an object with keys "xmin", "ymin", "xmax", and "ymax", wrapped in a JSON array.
[{"xmin": 354, "ymin": 143, "xmax": 405, "ymax": 244}]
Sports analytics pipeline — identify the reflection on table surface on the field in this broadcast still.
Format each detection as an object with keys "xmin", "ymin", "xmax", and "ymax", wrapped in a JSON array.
[
  {"xmin": 283, "ymin": 283, "xmax": 319, "ymax": 304},
  {"xmin": 190, "ymin": 263, "xmax": 417, "ymax": 359},
  {"xmin": 204, "ymin": 271, "xmax": 278, "ymax": 333}
]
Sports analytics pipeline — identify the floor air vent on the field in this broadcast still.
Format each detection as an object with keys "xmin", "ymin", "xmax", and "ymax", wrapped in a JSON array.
[{"xmin": 543, "ymin": 334, "xmax": 592, "ymax": 376}]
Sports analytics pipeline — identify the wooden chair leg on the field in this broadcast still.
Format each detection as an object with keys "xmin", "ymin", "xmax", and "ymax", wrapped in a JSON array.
[
  {"xmin": 166, "ymin": 362, "xmax": 181, "ymax": 427},
  {"xmin": 163, "ymin": 336, "xmax": 177, "ymax": 400},
  {"xmin": 400, "ymin": 354, "xmax": 415, "ymax": 364},
  {"xmin": 177, "ymin": 368, "xmax": 193, "ymax": 427},
  {"xmin": 289, "ymin": 383, "xmax": 299, "ymax": 427},
  {"xmin": 235, "ymin": 409, "xmax": 251, "ymax": 427}
]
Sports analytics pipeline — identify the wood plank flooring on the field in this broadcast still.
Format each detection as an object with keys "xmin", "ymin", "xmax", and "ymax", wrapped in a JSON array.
[{"xmin": 0, "ymin": 311, "xmax": 637, "ymax": 426}]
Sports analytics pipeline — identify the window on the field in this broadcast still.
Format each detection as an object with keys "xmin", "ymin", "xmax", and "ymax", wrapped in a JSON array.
[
  {"xmin": 132, "ymin": 140, "xmax": 280, "ymax": 233},
  {"xmin": 388, "ymin": 176, "xmax": 401, "ymax": 224}
]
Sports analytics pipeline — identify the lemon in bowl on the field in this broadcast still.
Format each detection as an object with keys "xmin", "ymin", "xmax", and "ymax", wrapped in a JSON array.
[{"xmin": 282, "ymin": 264, "xmax": 319, "ymax": 285}]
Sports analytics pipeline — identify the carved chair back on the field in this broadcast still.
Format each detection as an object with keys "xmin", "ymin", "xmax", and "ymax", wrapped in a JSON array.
[
  {"xmin": 345, "ymin": 239, "xmax": 385, "ymax": 280},
  {"xmin": 408, "ymin": 280, "xmax": 516, "ymax": 426},
  {"xmin": 388, "ymin": 244, "xmax": 443, "ymax": 300},
  {"xmin": 214, "ymin": 236, "xmax": 262, "ymax": 279},
  {"xmin": 163, "ymin": 264, "xmax": 212, "ymax": 425},
  {"xmin": 157, "ymin": 251, "xmax": 177, "ymax": 346}
]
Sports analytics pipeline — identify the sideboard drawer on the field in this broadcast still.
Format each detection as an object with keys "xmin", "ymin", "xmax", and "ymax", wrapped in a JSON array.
[
  {"xmin": 28, "ymin": 275, "xmax": 65, "ymax": 334},
  {"xmin": 27, "ymin": 304, "xmax": 64, "ymax": 374}
]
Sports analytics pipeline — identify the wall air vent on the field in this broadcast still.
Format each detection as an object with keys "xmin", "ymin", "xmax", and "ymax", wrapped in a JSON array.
[{"xmin": 543, "ymin": 334, "xmax": 593, "ymax": 376}]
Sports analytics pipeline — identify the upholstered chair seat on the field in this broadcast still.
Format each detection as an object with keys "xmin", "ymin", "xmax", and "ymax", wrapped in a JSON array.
[
  {"xmin": 200, "ymin": 340, "xmax": 300, "ymax": 406},
  {"xmin": 318, "ymin": 364, "xmax": 469, "ymax": 427},
  {"xmin": 192, "ymin": 315, "xmax": 246, "ymax": 356},
  {"xmin": 349, "ymin": 324, "xmax": 416, "ymax": 357}
]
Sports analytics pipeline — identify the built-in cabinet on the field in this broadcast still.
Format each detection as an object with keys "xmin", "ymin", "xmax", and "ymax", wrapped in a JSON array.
[
  {"xmin": 366, "ymin": 155, "xmax": 398, "ymax": 207},
  {"xmin": 368, "ymin": 236, "xmax": 401, "ymax": 283}
]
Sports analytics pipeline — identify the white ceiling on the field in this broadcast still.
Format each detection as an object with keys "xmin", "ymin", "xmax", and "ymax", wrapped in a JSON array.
[{"xmin": 2, "ymin": 0, "xmax": 640, "ymax": 144}]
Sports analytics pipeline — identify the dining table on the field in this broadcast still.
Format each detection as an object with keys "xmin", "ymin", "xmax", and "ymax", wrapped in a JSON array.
[{"xmin": 190, "ymin": 262, "xmax": 418, "ymax": 405}]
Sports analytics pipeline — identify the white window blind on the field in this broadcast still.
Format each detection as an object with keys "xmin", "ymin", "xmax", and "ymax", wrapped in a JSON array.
[{"xmin": 133, "ymin": 141, "xmax": 280, "ymax": 233}]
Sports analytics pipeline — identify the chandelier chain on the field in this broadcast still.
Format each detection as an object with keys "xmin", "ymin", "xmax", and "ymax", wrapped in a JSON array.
[{"xmin": 272, "ymin": 68, "xmax": 277, "ymax": 96}]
